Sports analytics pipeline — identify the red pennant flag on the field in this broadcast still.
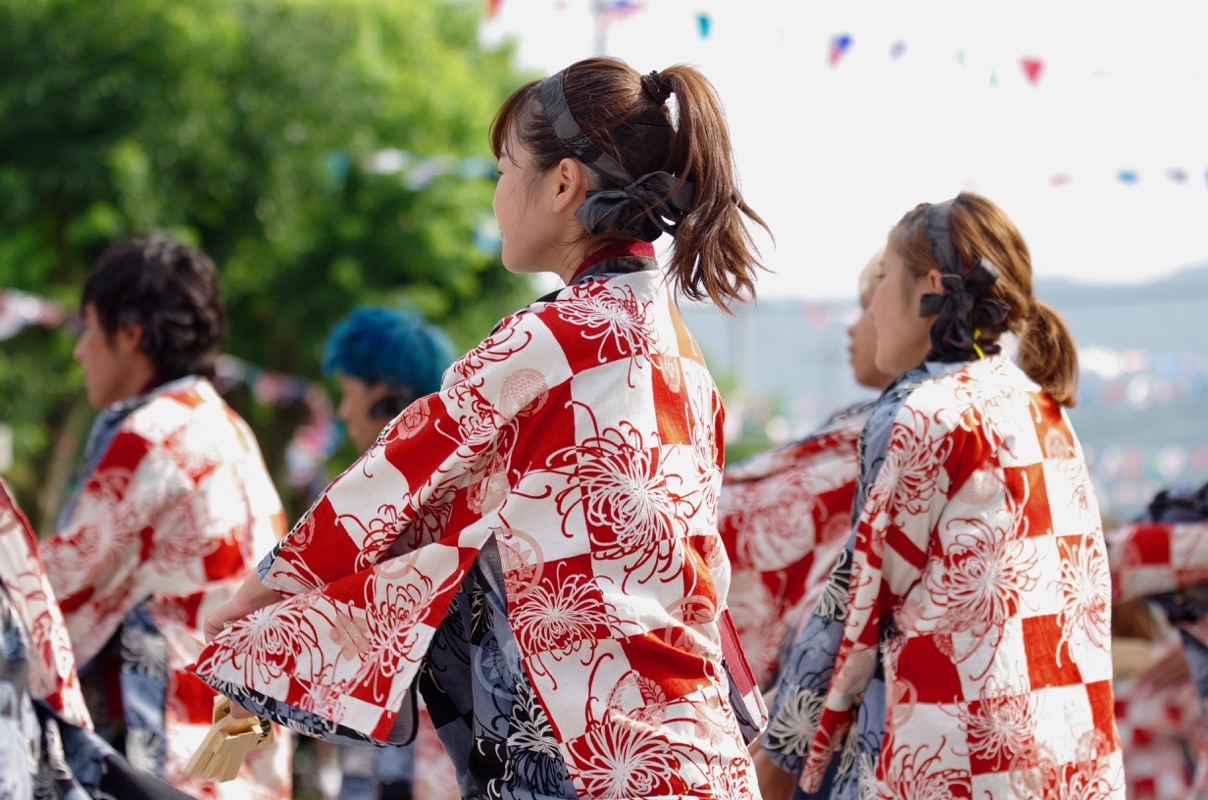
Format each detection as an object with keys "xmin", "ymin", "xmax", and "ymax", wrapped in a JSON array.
[{"xmin": 1020, "ymin": 57, "xmax": 1044, "ymax": 85}]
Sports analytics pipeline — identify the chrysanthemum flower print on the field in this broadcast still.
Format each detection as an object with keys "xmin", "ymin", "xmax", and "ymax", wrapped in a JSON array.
[
  {"xmin": 554, "ymin": 422, "xmax": 695, "ymax": 584},
  {"xmin": 957, "ymin": 681, "xmax": 1039, "ymax": 771},
  {"xmin": 510, "ymin": 564, "xmax": 619, "ymax": 662},
  {"xmin": 213, "ymin": 596, "xmax": 323, "ymax": 686},
  {"xmin": 567, "ymin": 712, "xmax": 688, "ymax": 798},
  {"xmin": 881, "ymin": 740, "xmax": 973, "ymax": 799},
  {"xmin": 864, "ymin": 407, "xmax": 951, "ymax": 535},
  {"xmin": 763, "ymin": 684, "xmax": 826, "ymax": 756},
  {"xmin": 557, "ymin": 284, "xmax": 656, "ymax": 386},
  {"xmin": 1055, "ymin": 535, "xmax": 1113, "ymax": 659},
  {"xmin": 927, "ymin": 514, "xmax": 1039, "ymax": 659}
]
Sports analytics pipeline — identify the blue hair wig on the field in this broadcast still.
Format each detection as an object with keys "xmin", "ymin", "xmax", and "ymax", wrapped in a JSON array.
[{"xmin": 322, "ymin": 306, "xmax": 456, "ymax": 396}]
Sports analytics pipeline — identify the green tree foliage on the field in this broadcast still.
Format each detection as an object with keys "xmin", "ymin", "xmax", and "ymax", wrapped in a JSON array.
[{"xmin": 0, "ymin": 0, "xmax": 540, "ymax": 526}]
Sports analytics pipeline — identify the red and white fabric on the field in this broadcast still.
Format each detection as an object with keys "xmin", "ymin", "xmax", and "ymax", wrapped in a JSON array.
[
  {"xmin": 718, "ymin": 408, "xmax": 865, "ymax": 688},
  {"xmin": 1109, "ymin": 521, "xmax": 1208, "ymax": 604},
  {"xmin": 766, "ymin": 355, "xmax": 1124, "ymax": 797},
  {"xmin": 39, "ymin": 377, "xmax": 292, "ymax": 799},
  {"xmin": 0, "ymin": 478, "xmax": 90, "ymax": 728},
  {"xmin": 194, "ymin": 268, "xmax": 767, "ymax": 799},
  {"xmin": 1113, "ymin": 646, "xmax": 1206, "ymax": 799}
]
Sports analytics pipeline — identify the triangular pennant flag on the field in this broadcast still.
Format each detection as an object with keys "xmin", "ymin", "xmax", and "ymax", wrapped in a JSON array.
[
  {"xmin": 1050, "ymin": 174, "xmax": 1071, "ymax": 186},
  {"xmin": 1020, "ymin": 57, "xmax": 1045, "ymax": 85},
  {"xmin": 697, "ymin": 12, "xmax": 710, "ymax": 39},
  {"xmin": 1117, "ymin": 169, "xmax": 1139, "ymax": 184},
  {"xmin": 1166, "ymin": 167, "xmax": 1188, "ymax": 183},
  {"xmin": 599, "ymin": 0, "xmax": 644, "ymax": 23},
  {"xmin": 828, "ymin": 33, "xmax": 852, "ymax": 67},
  {"xmin": 989, "ymin": 71, "xmax": 999, "ymax": 87},
  {"xmin": 889, "ymin": 40, "xmax": 907, "ymax": 60}
]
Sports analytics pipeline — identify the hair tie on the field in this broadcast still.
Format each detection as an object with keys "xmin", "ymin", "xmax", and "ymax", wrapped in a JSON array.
[
  {"xmin": 539, "ymin": 70, "xmax": 694, "ymax": 241},
  {"xmin": 641, "ymin": 70, "xmax": 671, "ymax": 104},
  {"xmin": 919, "ymin": 257, "xmax": 1010, "ymax": 362},
  {"xmin": 972, "ymin": 329, "xmax": 986, "ymax": 360}
]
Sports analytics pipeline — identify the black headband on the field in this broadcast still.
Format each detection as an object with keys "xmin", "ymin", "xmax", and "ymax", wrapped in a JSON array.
[
  {"xmin": 918, "ymin": 199, "xmax": 1010, "ymax": 361},
  {"xmin": 538, "ymin": 70, "xmax": 694, "ymax": 242}
]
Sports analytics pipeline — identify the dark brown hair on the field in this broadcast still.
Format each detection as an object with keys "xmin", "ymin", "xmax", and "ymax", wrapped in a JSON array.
[
  {"xmin": 82, "ymin": 233, "xmax": 226, "ymax": 382},
  {"xmin": 490, "ymin": 57, "xmax": 769, "ymax": 310},
  {"xmin": 890, "ymin": 192, "xmax": 1079, "ymax": 407}
]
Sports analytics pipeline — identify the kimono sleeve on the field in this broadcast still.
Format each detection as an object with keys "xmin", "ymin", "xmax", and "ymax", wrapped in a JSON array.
[
  {"xmin": 39, "ymin": 425, "xmax": 203, "ymax": 667},
  {"xmin": 195, "ymin": 309, "xmax": 573, "ymax": 743},
  {"xmin": 797, "ymin": 404, "xmax": 968, "ymax": 785},
  {"xmin": 1108, "ymin": 521, "xmax": 1208, "ymax": 603},
  {"xmin": 0, "ymin": 480, "xmax": 91, "ymax": 729},
  {"xmin": 258, "ymin": 307, "xmax": 572, "ymax": 595}
]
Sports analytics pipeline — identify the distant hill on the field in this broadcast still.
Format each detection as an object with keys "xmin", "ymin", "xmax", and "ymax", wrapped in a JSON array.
[
  {"xmin": 1038, "ymin": 264, "xmax": 1208, "ymax": 353},
  {"xmin": 680, "ymin": 263, "xmax": 1208, "ymax": 521}
]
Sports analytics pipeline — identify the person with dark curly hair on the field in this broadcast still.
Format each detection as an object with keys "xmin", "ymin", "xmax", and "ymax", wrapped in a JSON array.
[{"xmin": 39, "ymin": 233, "xmax": 292, "ymax": 799}]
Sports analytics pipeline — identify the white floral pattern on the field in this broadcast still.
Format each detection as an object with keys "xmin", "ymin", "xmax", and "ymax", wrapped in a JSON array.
[
  {"xmin": 194, "ymin": 268, "xmax": 765, "ymax": 799},
  {"xmin": 39, "ymin": 378, "xmax": 291, "ymax": 799},
  {"xmin": 764, "ymin": 356, "xmax": 1123, "ymax": 798}
]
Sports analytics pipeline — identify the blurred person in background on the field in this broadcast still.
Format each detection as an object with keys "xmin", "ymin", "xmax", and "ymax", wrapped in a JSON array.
[
  {"xmin": 38, "ymin": 234, "xmax": 292, "ymax": 799},
  {"xmin": 315, "ymin": 305, "xmax": 459, "ymax": 800},
  {"xmin": 719, "ymin": 247, "xmax": 895, "ymax": 692},
  {"xmin": 1108, "ymin": 480, "xmax": 1208, "ymax": 798}
]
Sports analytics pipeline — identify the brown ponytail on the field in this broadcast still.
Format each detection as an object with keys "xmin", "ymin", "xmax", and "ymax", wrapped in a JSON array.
[
  {"xmin": 891, "ymin": 192, "xmax": 1080, "ymax": 407},
  {"xmin": 655, "ymin": 65, "xmax": 770, "ymax": 309},
  {"xmin": 1018, "ymin": 300, "xmax": 1079, "ymax": 407},
  {"xmin": 489, "ymin": 57, "xmax": 769, "ymax": 311}
]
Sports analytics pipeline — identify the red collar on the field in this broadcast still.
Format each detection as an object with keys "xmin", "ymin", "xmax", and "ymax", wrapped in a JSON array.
[{"xmin": 568, "ymin": 241, "xmax": 656, "ymax": 283}]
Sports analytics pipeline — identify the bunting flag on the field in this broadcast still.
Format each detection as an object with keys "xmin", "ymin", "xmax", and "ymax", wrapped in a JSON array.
[
  {"xmin": 597, "ymin": 0, "xmax": 644, "ymax": 23},
  {"xmin": 1020, "ymin": 56, "xmax": 1045, "ymax": 85},
  {"xmin": 889, "ymin": 40, "xmax": 907, "ymax": 60},
  {"xmin": 828, "ymin": 33, "xmax": 853, "ymax": 67},
  {"xmin": 0, "ymin": 288, "xmax": 66, "ymax": 340},
  {"xmin": 361, "ymin": 148, "xmax": 497, "ymax": 189},
  {"xmin": 697, "ymin": 12, "xmax": 711, "ymax": 39}
]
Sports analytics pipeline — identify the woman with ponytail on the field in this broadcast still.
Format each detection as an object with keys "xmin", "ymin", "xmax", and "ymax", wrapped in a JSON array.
[
  {"xmin": 194, "ymin": 57, "xmax": 770, "ymax": 799},
  {"xmin": 758, "ymin": 192, "xmax": 1123, "ymax": 798}
]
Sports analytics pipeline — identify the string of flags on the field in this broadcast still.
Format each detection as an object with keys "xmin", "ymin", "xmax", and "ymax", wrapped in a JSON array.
[
  {"xmin": 1, "ymin": 288, "xmax": 341, "ymax": 490},
  {"xmin": 357, "ymin": 149, "xmax": 498, "ymax": 191}
]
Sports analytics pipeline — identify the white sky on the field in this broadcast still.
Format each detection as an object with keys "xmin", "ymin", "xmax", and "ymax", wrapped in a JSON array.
[{"xmin": 480, "ymin": 0, "xmax": 1208, "ymax": 300}]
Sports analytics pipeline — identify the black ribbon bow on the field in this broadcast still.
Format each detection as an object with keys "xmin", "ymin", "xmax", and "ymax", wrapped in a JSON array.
[
  {"xmin": 918, "ymin": 257, "xmax": 1010, "ymax": 361},
  {"xmin": 575, "ymin": 171, "xmax": 693, "ymax": 242}
]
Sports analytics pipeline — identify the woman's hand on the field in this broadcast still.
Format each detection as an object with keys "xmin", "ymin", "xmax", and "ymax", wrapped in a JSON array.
[{"xmin": 204, "ymin": 573, "xmax": 284, "ymax": 643}]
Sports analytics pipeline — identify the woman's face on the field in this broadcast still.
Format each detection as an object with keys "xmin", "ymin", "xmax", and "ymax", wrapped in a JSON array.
[
  {"xmin": 847, "ymin": 289, "xmax": 895, "ymax": 391},
  {"xmin": 869, "ymin": 245, "xmax": 938, "ymax": 376},
  {"xmin": 492, "ymin": 132, "xmax": 560, "ymax": 276}
]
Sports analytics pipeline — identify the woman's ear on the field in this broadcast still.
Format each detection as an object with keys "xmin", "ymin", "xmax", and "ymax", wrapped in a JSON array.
[
  {"xmin": 550, "ymin": 157, "xmax": 588, "ymax": 214},
  {"xmin": 924, "ymin": 269, "xmax": 945, "ymax": 296}
]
